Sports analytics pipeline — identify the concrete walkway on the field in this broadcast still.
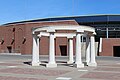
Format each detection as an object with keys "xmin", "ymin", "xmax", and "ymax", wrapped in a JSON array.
[{"xmin": 0, "ymin": 55, "xmax": 120, "ymax": 80}]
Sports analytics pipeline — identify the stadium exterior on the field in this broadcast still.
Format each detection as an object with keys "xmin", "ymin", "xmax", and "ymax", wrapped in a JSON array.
[{"xmin": 0, "ymin": 15, "xmax": 120, "ymax": 57}]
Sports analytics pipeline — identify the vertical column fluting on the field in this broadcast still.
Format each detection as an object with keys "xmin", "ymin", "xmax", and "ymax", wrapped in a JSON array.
[
  {"xmin": 32, "ymin": 34, "xmax": 40, "ymax": 66},
  {"xmin": 88, "ymin": 35, "xmax": 97, "ymax": 66},
  {"xmin": 74, "ymin": 33, "xmax": 84, "ymax": 68},
  {"xmin": 46, "ymin": 32, "xmax": 57, "ymax": 68},
  {"xmin": 67, "ymin": 38, "xmax": 74, "ymax": 64}
]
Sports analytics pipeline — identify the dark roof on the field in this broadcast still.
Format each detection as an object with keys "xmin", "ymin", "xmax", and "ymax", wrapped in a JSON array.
[{"xmin": 2, "ymin": 15, "xmax": 120, "ymax": 25}]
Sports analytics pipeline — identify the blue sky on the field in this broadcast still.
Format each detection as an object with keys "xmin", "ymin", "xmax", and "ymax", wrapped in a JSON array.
[{"xmin": 0, "ymin": 0, "xmax": 120, "ymax": 25}]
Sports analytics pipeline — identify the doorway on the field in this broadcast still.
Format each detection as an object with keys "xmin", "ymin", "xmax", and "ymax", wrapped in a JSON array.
[
  {"xmin": 60, "ymin": 45, "xmax": 67, "ymax": 56},
  {"xmin": 113, "ymin": 46, "xmax": 120, "ymax": 57},
  {"xmin": 7, "ymin": 46, "xmax": 12, "ymax": 53}
]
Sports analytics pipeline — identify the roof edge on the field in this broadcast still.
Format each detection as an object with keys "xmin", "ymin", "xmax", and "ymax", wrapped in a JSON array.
[{"xmin": 2, "ymin": 14, "xmax": 120, "ymax": 26}]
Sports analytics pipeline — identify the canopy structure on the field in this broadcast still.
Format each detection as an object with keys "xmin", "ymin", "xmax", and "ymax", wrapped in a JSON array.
[{"xmin": 31, "ymin": 25, "xmax": 97, "ymax": 68}]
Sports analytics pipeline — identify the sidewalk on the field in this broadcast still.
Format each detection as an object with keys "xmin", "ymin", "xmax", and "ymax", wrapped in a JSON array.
[{"xmin": 0, "ymin": 55, "xmax": 120, "ymax": 80}]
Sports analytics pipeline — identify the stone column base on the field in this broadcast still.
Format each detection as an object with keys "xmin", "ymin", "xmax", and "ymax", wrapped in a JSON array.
[
  {"xmin": 67, "ymin": 61, "xmax": 74, "ymax": 64},
  {"xmin": 32, "ymin": 62, "xmax": 40, "ymax": 66},
  {"xmin": 88, "ymin": 63, "xmax": 97, "ymax": 67},
  {"xmin": 46, "ymin": 63, "xmax": 57, "ymax": 68},
  {"xmin": 74, "ymin": 63, "xmax": 84, "ymax": 68}
]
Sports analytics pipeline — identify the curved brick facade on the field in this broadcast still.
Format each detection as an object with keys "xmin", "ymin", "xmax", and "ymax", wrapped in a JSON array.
[{"xmin": 0, "ymin": 20, "xmax": 79, "ymax": 55}]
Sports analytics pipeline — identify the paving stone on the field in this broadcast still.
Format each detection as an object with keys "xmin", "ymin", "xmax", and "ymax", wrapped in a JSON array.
[
  {"xmin": 81, "ymin": 72, "xmax": 120, "ymax": 80},
  {"xmin": 99, "ymin": 64, "xmax": 120, "ymax": 67},
  {"xmin": 0, "ymin": 68, "xmax": 70, "ymax": 76},
  {"xmin": 94, "ymin": 67, "xmax": 120, "ymax": 72},
  {"xmin": 0, "ymin": 63, "xmax": 23, "ymax": 66},
  {"xmin": 0, "ymin": 76, "xmax": 47, "ymax": 80},
  {"xmin": 0, "ymin": 55, "xmax": 120, "ymax": 80}
]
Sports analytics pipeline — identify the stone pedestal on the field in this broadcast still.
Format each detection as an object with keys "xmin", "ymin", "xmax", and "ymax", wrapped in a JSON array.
[
  {"xmin": 88, "ymin": 63, "xmax": 97, "ymax": 67},
  {"xmin": 74, "ymin": 63, "xmax": 84, "ymax": 68},
  {"xmin": 32, "ymin": 62, "xmax": 40, "ymax": 66}
]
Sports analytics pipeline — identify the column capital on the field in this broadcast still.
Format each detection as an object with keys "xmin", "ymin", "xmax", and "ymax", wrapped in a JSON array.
[
  {"xmin": 32, "ymin": 33, "xmax": 41, "ymax": 38},
  {"xmin": 49, "ymin": 32, "xmax": 55, "ymax": 39},
  {"xmin": 76, "ymin": 32, "xmax": 85, "ymax": 37},
  {"xmin": 32, "ymin": 31, "xmax": 40, "ymax": 35}
]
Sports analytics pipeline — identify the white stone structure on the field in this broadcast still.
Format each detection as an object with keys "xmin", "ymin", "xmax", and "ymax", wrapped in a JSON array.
[{"xmin": 32, "ymin": 25, "xmax": 97, "ymax": 68}]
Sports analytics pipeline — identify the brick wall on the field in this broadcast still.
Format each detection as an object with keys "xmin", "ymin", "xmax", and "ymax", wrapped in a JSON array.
[
  {"xmin": 99, "ymin": 38, "xmax": 120, "ymax": 56},
  {"xmin": 0, "ymin": 20, "xmax": 79, "ymax": 55}
]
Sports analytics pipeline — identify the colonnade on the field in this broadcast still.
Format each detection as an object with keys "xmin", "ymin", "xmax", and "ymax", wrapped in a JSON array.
[
  {"xmin": 31, "ymin": 25, "xmax": 97, "ymax": 68},
  {"xmin": 32, "ymin": 33, "xmax": 97, "ymax": 68}
]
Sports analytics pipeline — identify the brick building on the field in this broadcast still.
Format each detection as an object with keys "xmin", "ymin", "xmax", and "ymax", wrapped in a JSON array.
[
  {"xmin": 0, "ymin": 20, "xmax": 79, "ymax": 55},
  {"xmin": 0, "ymin": 15, "xmax": 120, "ymax": 57}
]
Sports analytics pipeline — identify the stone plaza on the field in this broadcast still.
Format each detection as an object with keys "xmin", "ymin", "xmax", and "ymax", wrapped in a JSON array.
[{"xmin": 0, "ymin": 55, "xmax": 120, "ymax": 80}]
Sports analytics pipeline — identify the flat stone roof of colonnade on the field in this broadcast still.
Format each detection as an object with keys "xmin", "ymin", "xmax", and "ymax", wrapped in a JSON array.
[{"xmin": 32, "ymin": 25, "xmax": 96, "ymax": 36}]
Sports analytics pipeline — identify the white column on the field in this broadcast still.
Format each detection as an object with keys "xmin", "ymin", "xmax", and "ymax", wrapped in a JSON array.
[
  {"xmin": 46, "ymin": 32, "xmax": 57, "ymax": 68},
  {"xmin": 106, "ymin": 28, "xmax": 109, "ymax": 38},
  {"xmin": 99, "ymin": 38, "xmax": 102, "ymax": 53},
  {"xmin": 88, "ymin": 35, "xmax": 97, "ymax": 66},
  {"xmin": 85, "ymin": 36, "xmax": 90, "ymax": 66},
  {"xmin": 67, "ymin": 38, "xmax": 74, "ymax": 64},
  {"xmin": 74, "ymin": 33, "xmax": 84, "ymax": 68},
  {"xmin": 32, "ymin": 34, "xmax": 40, "ymax": 66}
]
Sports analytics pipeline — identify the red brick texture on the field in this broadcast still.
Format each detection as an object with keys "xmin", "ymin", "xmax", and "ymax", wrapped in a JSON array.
[{"xmin": 100, "ymin": 38, "xmax": 120, "ymax": 56}]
